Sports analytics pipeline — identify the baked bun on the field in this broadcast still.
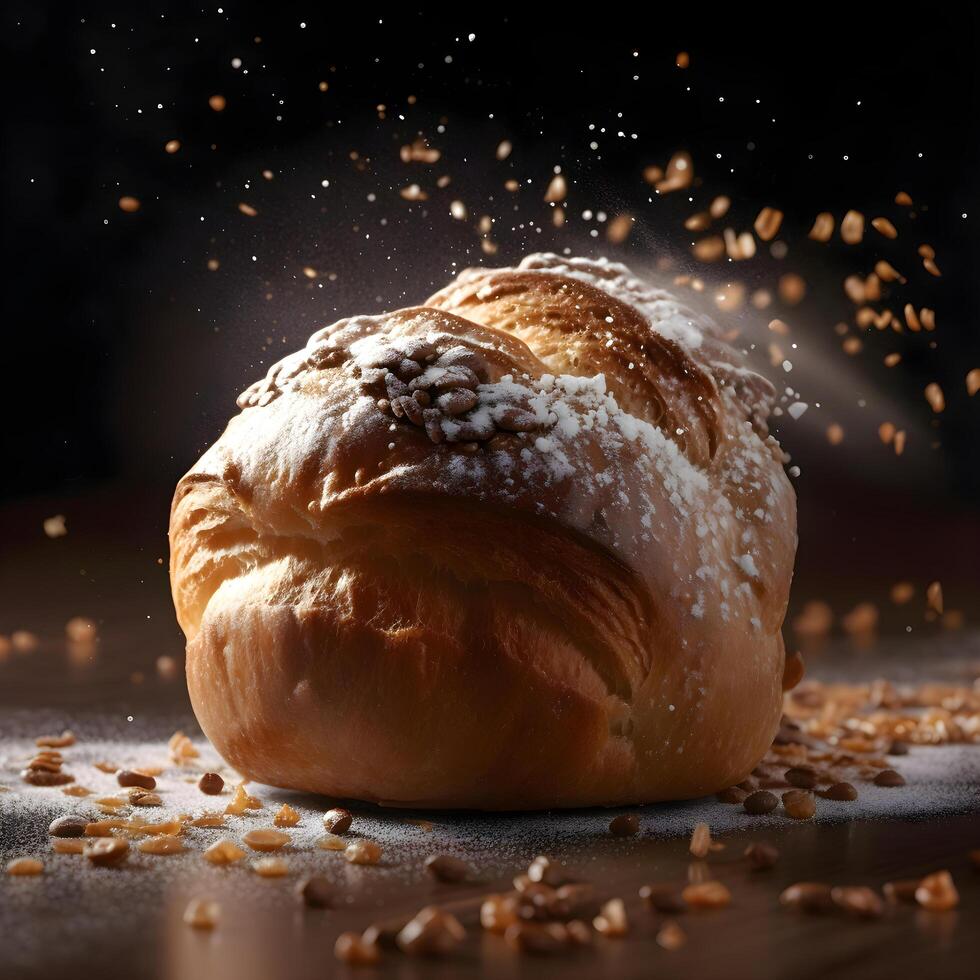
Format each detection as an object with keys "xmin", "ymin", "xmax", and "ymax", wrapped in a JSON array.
[{"xmin": 169, "ymin": 253, "xmax": 796, "ymax": 809}]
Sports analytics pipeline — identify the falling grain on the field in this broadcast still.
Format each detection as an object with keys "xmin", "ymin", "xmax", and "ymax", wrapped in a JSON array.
[
  {"xmin": 871, "ymin": 217, "xmax": 898, "ymax": 239},
  {"xmin": 808, "ymin": 212, "xmax": 834, "ymax": 242},
  {"xmin": 754, "ymin": 207, "xmax": 784, "ymax": 241},
  {"xmin": 840, "ymin": 210, "xmax": 865, "ymax": 245}
]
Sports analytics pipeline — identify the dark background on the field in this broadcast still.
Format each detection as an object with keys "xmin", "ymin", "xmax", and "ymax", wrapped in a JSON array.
[{"xmin": 1, "ymin": 3, "xmax": 978, "ymax": 655}]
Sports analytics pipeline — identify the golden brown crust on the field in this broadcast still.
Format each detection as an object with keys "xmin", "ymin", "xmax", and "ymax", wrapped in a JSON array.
[{"xmin": 169, "ymin": 253, "xmax": 796, "ymax": 809}]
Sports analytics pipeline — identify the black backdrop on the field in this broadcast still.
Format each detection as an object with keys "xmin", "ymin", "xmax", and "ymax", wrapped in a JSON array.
[{"xmin": 2, "ymin": 3, "xmax": 978, "ymax": 625}]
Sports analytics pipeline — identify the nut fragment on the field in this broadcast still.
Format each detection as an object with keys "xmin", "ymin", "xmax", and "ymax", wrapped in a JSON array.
[
  {"xmin": 128, "ymin": 788, "xmax": 162, "ymax": 807},
  {"xmin": 189, "ymin": 812, "xmax": 225, "ymax": 828},
  {"xmin": 527, "ymin": 855, "xmax": 564, "ymax": 886},
  {"xmin": 754, "ymin": 207, "xmax": 784, "ymax": 241},
  {"xmin": 184, "ymin": 898, "xmax": 220, "ymax": 930},
  {"xmin": 203, "ymin": 839, "xmax": 246, "ymax": 865},
  {"xmin": 873, "ymin": 770, "xmax": 906, "ymax": 787},
  {"xmin": 318, "ymin": 834, "xmax": 346, "ymax": 851},
  {"xmin": 871, "ymin": 217, "xmax": 898, "ymax": 239},
  {"xmin": 609, "ymin": 813, "xmax": 639, "ymax": 837},
  {"xmin": 745, "ymin": 842, "xmax": 779, "ymax": 870},
  {"xmin": 481, "ymin": 893, "xmax": 520, "ymax": 933},
  {"xmin": 924, "ymin": 383, "xmax": 945, "ymax": 414},
  {"xmin": 782, "ymin": 790, "xmax": 816, "ymax": 820},
  {"xmin": 831, "ymin": 886, "xmax": 883, "ymax": 918},
  {"xmin": 335, "ymin": 932, "xmax": 381, "ymax": 965},
  {"xmin": 397, "ymin": 906, "xmax": 466, "ymax": 956},
  {"xmin": 117, "ymin": 770, "xmax": 155, "ymax": 790},
  {"xmin": 656, "ymin": 919, "xmax": 686, "ymax": 950},
  {"xmin": 593, "ymin": 897, "xmax": 629, "ymax": 936},
  {"xmin": 883, "ymin": 879, "xmax": 920, "ymax": 904},
  {"xmin": 681, "ymin": 881, "xmax": 731, "ymax": 910},
  {"xmin": 253, "ymin": 857, "xmax": 289, "ymax": 877},
  {"xmin": 35, "ymin": 731, "xmax": 75, "ymax": 748},
  {"xmin": 504, "ymin": 921, "xmax": 570, "ymax": 955},
  {"xmin": 808, "ymin": 212, "xmax": 835, "ymax": 242},
  {"xmin": 51, "ymin": 839, "xmax": 86, "ymax": 855},
  {"xmin": 297, "ymin": 875, "xmax": 334, "ymax": 908},
  {"xmin": 744, "ymin": 790, "xmax": 778, "ymax": 815},
  {"xmin": 274, "ymin": 803, "xmax": 301, "ymax": 827},
  {"xmin": 717, "ymin": 786, "xmax": 748, "ymax": 804},
  {"xmin": 780, "ymin": 882, "xmax": 833, "ymax": 913},
  {"xmin": 841, "ymin": 210, "xmax": 865, "ymax": 244},
  {"xmin": 84, "ymin": 837, "xmax": 129, "ymax": 867},
  {"xmin": 322, "ymin": 807, "xmax": 353, "ymax": 834},
  {"xmin": 198, "ymin": 772, "xmax": 224, "ymax": 795},
  {"xmin": 640, "ymin": 884, "xmax": 687, "ymax": 913},
  {"xmin": 785, "ymin": 767, "xmax": 817, "ymax": 790},
  {"xmin": 822, "ymin": 782, "xmax": 858, "ymax": 801},
  {"xmin": 21, "ymin": 768, "xmax": 74, "ymax": 786},
  {"xmin": 225, "ymin": 783, "xmax": 262, "ymax": 814},
  {"xmin": 6, "ymin": 857, "xmax": 43, "ymax": 876},
  {"xmin": 689, "ymin": 822, "xmax": 711, "ymax": 858},
  {"xmin": 345, "ymin": 839, "xmax": 382, "ymax": 865},
  {"xmin": 243, "ymin": 828, "xmax": 290, "ymax": 852},
  {"xmin": 48, "ymin": 815, "xmax": 89, "ymax": 838},
  {"xmin": 138, "ymin": 836, "xmax": 185, "ymax": 856},
  {"xmin": 915, "ymin": 871, "xmax": 959, "ymax": 911},
  {"xmin": 424, "ymin": 853, "xmax": 470, "ymax": 883}
]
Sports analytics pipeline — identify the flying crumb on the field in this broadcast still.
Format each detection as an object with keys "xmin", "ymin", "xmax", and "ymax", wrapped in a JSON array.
[
  {"xmin": 840, "ymin": 210, "xmax": 864, "ymax": 244},
  {"xmin": 656, "ymin": 152, "xmax": 693, "ymax": 193},
  {"xmin": 164, "ymin": 139, "xmax": 181, "ymax": 154},
  {"xmin": 238, "ymin": 202, "xmax": 257, "ymax": 217},
  {"xmin": 891, "ymin": 582, "xmax": 915, "ymax": 604},
  {"xmin": 926, "ymin": 581, "xmax": 944, "ymax": 615},
  {"xmin": 676, "ymin": 52, "xmax": 690, "ymax": 68},
  {"xmin": 400, "ymin": 139, "xmax": 440, "ymax": 164},
  {"xmin": 808, "ymin": 213, "xmax": 834, "ymax": 242},
  {"xmin": 924, "ymin": 383, "xmax": 945, "ymax": 413},
  {"xmin": 875, "ymin": 260, "xmax": 904, "ymax": 283},
  {"xmin": 826, "ymin": 424, "xmax": 844, "ymax": 445},
  {"xmin": 871, "ymin": 217, "xmax": 898, "ymax": 239},
  {"xmin": 709, "ymin": 196, "xmax": 731, "ymax": 219},
  {"xmin": 208, "ymin": 94, "xmax": 226, "ymax": 112},
  {"xmin": 544, "ymin": 174, "xmax": 567, "ymax": 203},
  {"xmin": 43, "ymin": 515, "xmax": 67, "ymax": 538},
  {"xmin": 894, "ymin": 191, "xmax": 913, "ymax": 206},
  {"xmin": 692, "ymin": 236, "xmax": 725, "ymax": 262},
  {"xmin": 118, "ymin": 196, "xmax": 141, "ymax": 213},
  {"xmin": 967, "ymin": 369, "xmax": 980, "ymax": 396},
  {"xmin": 778, "ymin": 273, "xmax": 806, "ymax": 305},
  {"xmin": 607, "ymin": 214, "xmax": 633, "ymax": 243},
  {"xmin": 754, "ymin": 207, "xmax": 783, "ymax": 241},
  {"xmin": 495, "ymin": 140, "xmax": 512, "ymax": 161}
]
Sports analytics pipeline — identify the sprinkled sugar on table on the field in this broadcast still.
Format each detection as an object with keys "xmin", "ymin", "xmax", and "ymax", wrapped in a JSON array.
[{"xmin": 2, "ymin": 627, "xmax": 978, "ymax": 980}]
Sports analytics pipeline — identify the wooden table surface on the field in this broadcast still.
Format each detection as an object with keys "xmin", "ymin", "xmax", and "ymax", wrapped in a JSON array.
[{"xmin": 1, "ymin": 491, "xmax": 978, "ymax": 979}]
